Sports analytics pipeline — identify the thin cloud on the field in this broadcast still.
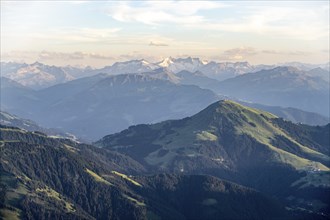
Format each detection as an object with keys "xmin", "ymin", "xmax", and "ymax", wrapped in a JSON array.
[
  {"xmin": 1, "ymin": 50, "xmax": 38, "ymax": 61},
  {"xmin": 69, "ymin": 1, "xmax": 89, "ymax": 4},
  {"xmin": 149, "ymin": 41, "xmax": 169, "ymax": 47},
  {"xmin": 262, "ymin": 50, "xmax": 311, "ymax": 56},
  {"xmin": 221, "ymin": 47, "xmax": 258, "ymax": 60},
  {"xmin": 89, "ymin": 53, "xmax": 114, "ymax": 60},
  {"xmin": 107, "ymin": 1, "xmax": 228, "ymax": 25},
  {"xmin": 262, "ymin": 50, "xmax": 281, "ymax": 55},
  {"xmin": 106, "ymin": 1, "xmax": 328, "ymax": 41},
  {"xmin": 287, "ymin": 51, "xmax": 311, "ymax": 56},
  {"xmin": 2, "ymin": 27, "xmax": 121, "ymax": 44},
  {"xmin": 119, "ymin": 52, "xmax": 161, "ymax": 63},
  {"xmin": 38, "ymin": 51, "xmax": 114, "ymax": 60},
  {"xmin": 192, "ymin": 4, "xmax": 328, "ymax": 41},
  {"xmin": 39, "ymin": 51, "xmax": 83, "ymax": 60}
]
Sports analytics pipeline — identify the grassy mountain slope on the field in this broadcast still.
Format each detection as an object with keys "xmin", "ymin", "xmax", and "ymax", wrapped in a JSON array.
[
  {"xmin": 0, "ymin": 125, "xmax": 289, "ymax": 219},
  {"xmin": 97, "ymin": 100, "xmax": 330, "ymax": 216},
  {"xmin": 98, "ymin": 100, "xmax": 329, "ymax": 172}
]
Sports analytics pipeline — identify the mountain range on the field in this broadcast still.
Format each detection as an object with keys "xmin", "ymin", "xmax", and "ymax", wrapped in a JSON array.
[
  {"xmin": 1, "ymin": 61, "xmax": 329, "ymax": 141},
  {"xmin": 173, "ymin": 66, "xmax": 329, "ymax": 117},
  {"xmin": 1, "ymin": 73, "xmax": 220, "ymax": 140},
  {"xmin": 1, "ymin": 62, "xmax": 74, "ymax": 89},
  {"xmin": 2, "ymin": 58, "xmax": 328, "ymax": 90},
  {"xmin": 1, "ymin": 100, "xmax": 329, "ymax": 219},
  {"xmin": 97, "ymin": 100, "xmax": 330, "ymax": 171},
  {"xmin": 97, "ymin": 100, "xmax": 330, "ymax": 217},
  {"xmin": 215, "ymin": 66, "xmax": 329, "ymax": 116}
]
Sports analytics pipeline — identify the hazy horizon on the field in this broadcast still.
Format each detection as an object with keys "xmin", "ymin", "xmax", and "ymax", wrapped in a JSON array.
[
  {"xmin": 1, "ymin": 56, "xmax": 330, "ymax": 69},
  {"xmin": 1, "ymin": 1, "xmax": 329, "ymax": 67}
]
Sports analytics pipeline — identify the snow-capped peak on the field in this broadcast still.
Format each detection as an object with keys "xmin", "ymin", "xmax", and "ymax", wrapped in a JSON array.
[
  {"xmin": 157, "ymin": 57, "xmax": 205, "ymax": 73},
  {"xmin": 98, "ymin": 59, "xmax": 159, "ymax": 75},
  {"xmin": 201, "ymin": 60, "xmax": 209, "ymax": 65},
  {"xmin": 158, "ymin": 57, "xmax": 175, "ymax": 67},
  {"xmin": 2, "ymin": 62, "xmax": 75, "ymax": 89},
  {"xmin": 141, "ymin": 59, "xmax": 151, "ymax": 66}
]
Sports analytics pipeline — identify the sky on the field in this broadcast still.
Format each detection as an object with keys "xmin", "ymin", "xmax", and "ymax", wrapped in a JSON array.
[{"xmin": 1, "ymin": 0, "xmax": 329, "ymax": 67}]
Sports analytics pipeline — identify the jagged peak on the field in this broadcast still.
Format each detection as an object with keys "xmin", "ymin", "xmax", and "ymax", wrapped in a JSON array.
[{"xmin": 158, "ymin": 57, "xmax": 175, "ymax": 67}]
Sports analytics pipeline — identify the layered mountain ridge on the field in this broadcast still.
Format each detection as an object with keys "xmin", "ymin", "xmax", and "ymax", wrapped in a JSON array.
[
  {"xmin": 215, "ymin": 66, "xmax": 330, "ymax": 116},
  {"xmin": 2, "ymin": 57, "xmax": 329, "ymax": 142},
  {"xmin": 1, "ymin": 73, "xmax": 220, "ymax": 140},
  {"xmin": 2, "ymin": 58, "xmax": 328, "ymax": 90}
]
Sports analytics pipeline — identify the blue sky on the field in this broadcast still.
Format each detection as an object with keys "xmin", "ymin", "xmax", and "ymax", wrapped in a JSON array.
[{"xmin": 1, "ymin": 1, "xmax": 329, "ymax": 67}]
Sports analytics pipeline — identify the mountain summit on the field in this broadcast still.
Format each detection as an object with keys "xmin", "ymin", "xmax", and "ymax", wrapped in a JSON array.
[
  {"xmin": 98, "ymin": 100, "xmax": 329, "ymax": 172},
  {"xmin": 157, "ymin": 57, "xmax": 209, "ymax": 74},
  {"xmin": 97, "ymin": 100, "xmax": 330, "ymax": 214}
]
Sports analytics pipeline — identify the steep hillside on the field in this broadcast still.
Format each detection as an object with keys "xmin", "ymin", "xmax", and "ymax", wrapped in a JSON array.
[
  {"xmin": 98, "ymin": 100, "xmax": 329, "ymax": 171},
  {"xmin": 97, "ymin": 100, "xmax": 330, "ymax": 216},
  {"xmin": 0, "ymin": 125, "xmax": 289, "ymax": 220},
  {"xmin": 0, "ymin": 125, "xmax": 147, "ymax": 219}
]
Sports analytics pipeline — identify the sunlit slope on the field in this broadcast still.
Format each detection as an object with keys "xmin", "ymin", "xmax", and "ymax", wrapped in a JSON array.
[{"xmin": 98, "ymin": 100, "xmax": 329, "ymax": 172}]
